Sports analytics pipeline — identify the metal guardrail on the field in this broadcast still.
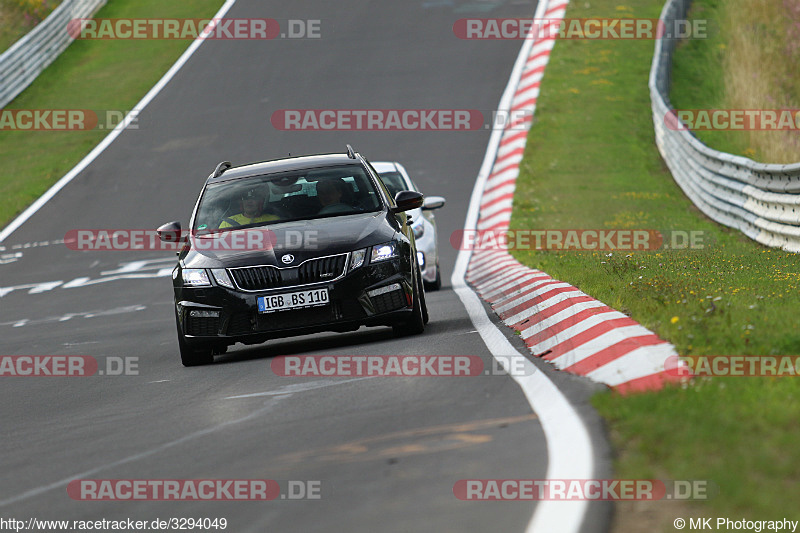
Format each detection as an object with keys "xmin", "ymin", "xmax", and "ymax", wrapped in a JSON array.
[
  {"xmin": 650, "ymin": 0, "xmax": 800, "ymax": 252},
  {"xmin": 0, "ymin": 0, "xmax": 106, "ymax": 108}
]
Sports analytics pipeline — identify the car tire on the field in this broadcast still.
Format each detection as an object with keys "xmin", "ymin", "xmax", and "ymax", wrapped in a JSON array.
[
  {"xmin": 393, "ymin": 266, "xmax": 426, "ymax": 336},
  {"xmin": 177, "ymin": 317, "xmax": 214, "ymax": 367}
]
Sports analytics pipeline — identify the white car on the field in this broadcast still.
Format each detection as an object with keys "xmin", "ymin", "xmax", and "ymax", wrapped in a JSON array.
[{"xmin": 372, "ymin": 161, "xmax": 445, "ymax": 290}]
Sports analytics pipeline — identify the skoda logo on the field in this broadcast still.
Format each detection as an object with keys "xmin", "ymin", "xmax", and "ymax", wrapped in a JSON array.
[{"xmin": 281, "ymin": 254, "xmax": 295, "ymax": 265}]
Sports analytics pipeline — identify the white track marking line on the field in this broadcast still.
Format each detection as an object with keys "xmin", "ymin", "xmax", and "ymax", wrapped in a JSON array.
[{"xmin": 451, "ymin": 1, "xmax": 592, "ymax": 531}]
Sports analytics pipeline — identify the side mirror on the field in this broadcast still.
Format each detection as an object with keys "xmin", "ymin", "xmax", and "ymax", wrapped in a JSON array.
[
  {"xmin": 392, "ymin": 190, "xmax": 424, "ymax": 213},
  {"xmin": 156, "ymin": 221, "xmax": 184, "ymax": 243},
  {"xmin": 422, "ymin": 196, "xmax": 446, "ymax": 210}
]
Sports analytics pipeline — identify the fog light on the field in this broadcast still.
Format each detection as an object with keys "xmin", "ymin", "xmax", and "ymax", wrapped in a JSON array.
[
  {"xmin": 368, "ymin": 283, "xmax": 402, "ymax": 297},
  {"xmin": 417, "ymin": 251, "xmax": 425, "ymax": 268},
  {"xmin": 189, "ymin": 310, "xmax": 220, "ymax": 318}
]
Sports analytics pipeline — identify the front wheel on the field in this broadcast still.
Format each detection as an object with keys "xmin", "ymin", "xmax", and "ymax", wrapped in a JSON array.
[
  {"xmin": 177, "ymin": 317, "xmax": 213, "ymax": 367},
  {"xmin": 393, "ymin": 266, "xmax": 426, "ymax": 336}
]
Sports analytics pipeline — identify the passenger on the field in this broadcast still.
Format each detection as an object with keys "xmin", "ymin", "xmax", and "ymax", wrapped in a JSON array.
[{"xmin": 316, "ymin": 179, "xmax": 351, "ymax": 215}]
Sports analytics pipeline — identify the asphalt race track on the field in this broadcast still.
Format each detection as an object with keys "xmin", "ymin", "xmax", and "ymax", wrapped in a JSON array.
[{"xmin": 1, "ymin": 1, "xmax": 612, "ymax": 531}]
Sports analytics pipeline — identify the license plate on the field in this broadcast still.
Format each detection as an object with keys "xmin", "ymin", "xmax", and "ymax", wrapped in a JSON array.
[{"xmin": 257, "ymin": 288, "xmax": 329, "ymax": 313}]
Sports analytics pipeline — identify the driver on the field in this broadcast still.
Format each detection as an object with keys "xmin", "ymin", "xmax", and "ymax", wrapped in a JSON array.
[{"xmin": 220, "ymin": 187, "xmax": 279, "ymax": 228}]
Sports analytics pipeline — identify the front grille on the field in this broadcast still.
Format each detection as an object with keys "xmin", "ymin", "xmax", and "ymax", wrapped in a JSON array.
[
  {"xmin": 229, "ymin": 254, "xmax": 348, "ymax": 291},
  {"xmin": 185, "ymin": 316, "xmax": 220, "ymax": 336},
  {"xmin": 371, "ymin": 289, "xmax": 407, "ymax": 314},
  {"xmin": 226, "ymin": 304, "xmax": 346, "ymax": 335},
  {"xmin": 256, "ymin": 303, "xmax": 340, "ymax": 331},
  {"xmin": 298, "ymin": 255, "xmax": 347, "ymax": 285},
  {"xmin": 231, "ymin": 266, "xmax": 282, "ymax": 290}
]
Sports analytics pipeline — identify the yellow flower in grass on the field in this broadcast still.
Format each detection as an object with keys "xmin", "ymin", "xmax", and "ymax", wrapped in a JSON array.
[
  {"xmin": 15, "ymin": 0, "xmax": 47, "ymax": 9},
  {"xmin": 670, "ymin": 316, "xmax": 679, "ymax": 324}
]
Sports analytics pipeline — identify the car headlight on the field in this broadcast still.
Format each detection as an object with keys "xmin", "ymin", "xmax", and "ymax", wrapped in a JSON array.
[
  {"xmin": 211, "ymin": 268, "xmax": 234, "ymax": 289},
  {"xmin": 349, "ymin": 248, "xmax": 367, "ymax": 272},
  {"xmin": 182, "ymin": 268, "xmax": 211, "ymax": 287},
  {"xmin": 371, "ymin": 242, "xmax": 398, "ymax": 263},
  {"xmin": 412, "ymin": 220, "xmax": 424, "ymax": 239}
]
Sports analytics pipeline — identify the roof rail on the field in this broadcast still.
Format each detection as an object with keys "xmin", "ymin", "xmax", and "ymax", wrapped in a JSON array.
[
  {"xmin": 212, "ymin": 161, "xmax": 232, "ymax": 178},
  {"xmin": 346, "ymin": 144, "xmax": 356, "ymax": 159}
]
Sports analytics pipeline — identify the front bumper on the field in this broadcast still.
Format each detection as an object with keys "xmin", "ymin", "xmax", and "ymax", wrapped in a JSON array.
[{"xmin": 175, "ymin": 257, "xmax": 414, "ymax": 346}]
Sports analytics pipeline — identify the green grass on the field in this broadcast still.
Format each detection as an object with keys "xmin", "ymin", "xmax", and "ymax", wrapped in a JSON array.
[
  {"xmin": 670, "ymin": 0, "xmax": 800, "ymax": 163},
  {"xmin": 668, "ymin": 0, "xmax": 751, "ymax": 157},
  {"xmin": 509, "ymin": 0, "xmax": 800, "ymax": 524},
  {"xmin": 0, "ymin": 0, "xmax": 224, "ymax": 230},
  {"xmin": 594, "ymin": 378, "xmax": 800, "ymax": 521}
]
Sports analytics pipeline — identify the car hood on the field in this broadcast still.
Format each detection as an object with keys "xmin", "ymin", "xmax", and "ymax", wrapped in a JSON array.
[{"xmin": 182, "ymin": 211, "xmax": 397, "ymax": 269}]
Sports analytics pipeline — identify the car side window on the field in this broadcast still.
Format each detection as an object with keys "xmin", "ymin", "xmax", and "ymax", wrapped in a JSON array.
[{"xmin": 365, "ymin": 161, "xmax": 396, "ymax": 208}]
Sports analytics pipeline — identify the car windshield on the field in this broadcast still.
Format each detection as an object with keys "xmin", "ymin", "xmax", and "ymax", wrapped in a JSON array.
[
  {"xmin": 193, "ymin": 164, "xmax": 382, "ymax": 232},
  {"xmin": 377, "ymin": 171, "xmax": 409, "ymax": 198}
]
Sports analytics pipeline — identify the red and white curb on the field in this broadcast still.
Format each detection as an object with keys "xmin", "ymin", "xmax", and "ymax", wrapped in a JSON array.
[
  {"xmin": 452, "ymin": 2, "xmax": 596, "ymax": 532},
  {"xmin": 463, "ymin": 2, "xmax": 682, "ymax": 394}
]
